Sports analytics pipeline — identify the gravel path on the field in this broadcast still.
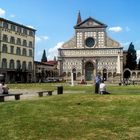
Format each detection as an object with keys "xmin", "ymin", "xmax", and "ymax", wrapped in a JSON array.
[
  {"xmin": 3, "ymin": 89, "xmax": 85, "ymax": 102},
  {"xmin": 3, "ymin": 89, "xmax": 57, "ymax": 102}
]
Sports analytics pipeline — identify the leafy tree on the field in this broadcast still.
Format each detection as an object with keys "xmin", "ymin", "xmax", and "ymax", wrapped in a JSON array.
[
  {"xmin": 41, "ymin": 50, "xmax": 47, "ymax": 62},
  {"xmin": 125, "ymin": 42, "xmax": 137, "ymax": 70}
]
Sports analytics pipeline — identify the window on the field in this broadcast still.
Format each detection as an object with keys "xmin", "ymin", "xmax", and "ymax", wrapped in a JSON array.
[
  {"xmin": 3, "ymin": 34, "xmax": 8, "ymax": 42},
  {"xmin": 9, "ymin": 59, "xmax": 15, "ymax": 69},
  {"xmin": 22, "ymin": 48, "xmax": 27, "ymax": 56},
  {"xmin": 17, "ymin": 38, "xmax": 21, "ymax": 45},
  {"xmin": 16, "ymin": 60, "xmax": 21, "ymax": 69},
  {"xmin": 10, "ymin": 46, "xmax": 14, "ymax": 54},
  {"xmin": 23, "ymin": 40, "xmax": 27, "ymax": 46},
  {"xmin": 29, "ymin": 30, "xmax": 34, "ymax": 36},
  {"xmin": 22, "ymin": 61, "xmax": 26, "ymax": 71},
  {"xmin": 29, "ymin": 41, "xmax": 33, "ymax": 47},
  {"xmin": 29, "ymin": 49, "xmax": 33, "ymax": 57},
  {"xmin": 16, "ymin": 47, "xmax": 21, "ymax": 55},
  {"xmin": 17, "ymin": 26, "xmax": 21, "ymax": 33},
  {"xmin": 2, "ymin": 44, "xmax": 8, "ymax": 53},
  {"xmin": 28, "ymin": 62, "xmax": 32, "ymax": 70},
  {"xmin": 23, "ymin": 29, "xmax": 27, "ymax": 35},
  {"xmin": 2, "ymin": 58, "xmax": 7, "ymax": 68},
  {"xmin": 3, "ymin": 22, "xmax": 8, "ymax": 29},
  {"xmin": 10, "ymin": 36, "xmax": 15, "ymax": 44},
  {"xmin": 11, "ymin": 24, "xmax": 16, "ymax": 31}
]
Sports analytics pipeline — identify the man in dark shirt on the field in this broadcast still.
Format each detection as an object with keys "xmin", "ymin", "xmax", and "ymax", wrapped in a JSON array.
[{"xmin": 95, "ymin": 74, "xmax": 101, "ymax": 94}]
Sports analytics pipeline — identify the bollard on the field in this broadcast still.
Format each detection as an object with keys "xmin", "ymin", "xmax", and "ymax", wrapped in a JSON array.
[{"xmin": 57, "ymin": 86, "xmax": 63, "ymax": 94}]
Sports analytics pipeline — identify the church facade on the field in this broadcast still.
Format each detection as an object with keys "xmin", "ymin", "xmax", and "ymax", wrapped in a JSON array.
[{"xmin": 58, "ymin": 13, "xmax": 123, "ymax": 83}]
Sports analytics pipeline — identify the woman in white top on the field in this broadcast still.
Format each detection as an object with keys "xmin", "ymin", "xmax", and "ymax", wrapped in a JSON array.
[{"xmin": 99, "ymin": 80, "xmax": 110, "ymax": 94}]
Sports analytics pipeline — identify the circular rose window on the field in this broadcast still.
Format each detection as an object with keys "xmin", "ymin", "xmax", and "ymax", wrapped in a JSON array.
[{"xmin": 85, "ymin": 37, "xmax": 95, "ymax": 47}]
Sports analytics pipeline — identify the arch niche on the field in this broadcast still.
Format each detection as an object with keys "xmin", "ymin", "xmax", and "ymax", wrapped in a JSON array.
[
  {"xmin": 72, "ymin": 68, "xmax": 76, "ymax": 80},
  {"xmin": 85, "ymin": 61, "xmax": 94, "ymax": 81},
  {"xmin": 123, "ymin": 69, "xmax": 131, "ymax": 79}
]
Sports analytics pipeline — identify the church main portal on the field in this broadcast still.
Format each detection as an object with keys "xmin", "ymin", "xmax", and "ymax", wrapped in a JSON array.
[{"xmin": 85, "ymin": 62, "xmax": 94, "ymax": 81}]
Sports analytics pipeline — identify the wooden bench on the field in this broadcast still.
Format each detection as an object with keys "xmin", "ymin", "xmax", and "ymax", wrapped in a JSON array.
[
  {"xmin": 37, "ymin": 90, "xmax": 53, "ymax": 97},
  {"xmin": 0, "ymin": 93, "xmax": 23, "ymax": 102}
]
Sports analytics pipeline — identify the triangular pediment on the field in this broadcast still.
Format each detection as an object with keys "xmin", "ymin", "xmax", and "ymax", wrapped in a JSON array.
[{"xmin": 74, "ymin": 17, "xmax": 107, "ymax": 29}]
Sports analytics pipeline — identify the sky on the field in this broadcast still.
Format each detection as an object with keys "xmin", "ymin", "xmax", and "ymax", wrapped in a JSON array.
[{"xmin": 0, "ymin": 0, "xmax": 140, "ymax": 61}]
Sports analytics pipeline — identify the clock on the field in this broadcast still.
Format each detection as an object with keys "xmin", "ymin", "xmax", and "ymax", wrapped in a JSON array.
[{"xmin": 85, "ymin": 37, "xmax": 95, "ymax": 47}]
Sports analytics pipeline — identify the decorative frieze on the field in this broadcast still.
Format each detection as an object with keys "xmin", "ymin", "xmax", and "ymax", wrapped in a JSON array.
[{"xmin": 61, "ymin": 48, "xmax": 121, "ymax": 57}]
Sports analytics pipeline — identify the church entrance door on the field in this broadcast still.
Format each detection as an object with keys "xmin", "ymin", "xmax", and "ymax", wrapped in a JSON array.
[{"xmin": 85, "ymin": 62, "xmax": 94, "ymax": 81}]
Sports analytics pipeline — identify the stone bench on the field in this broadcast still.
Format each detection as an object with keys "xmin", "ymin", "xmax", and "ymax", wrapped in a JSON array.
[
  {"xmin": 37, "ymin": 90, "xmax": 53, "ymax": 97},
  {"xmin": 0, "ymin": 93, "xmax": 23, "ymax": 102}
]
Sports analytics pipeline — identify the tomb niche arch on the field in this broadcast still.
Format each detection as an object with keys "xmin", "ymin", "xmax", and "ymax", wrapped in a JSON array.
[{"xmin": 123, "ymin": 68, "xmax": 131, "ymax": 79}]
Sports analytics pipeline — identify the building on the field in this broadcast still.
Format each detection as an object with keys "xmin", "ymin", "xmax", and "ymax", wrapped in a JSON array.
[
  {"xmin": 34, "ymin": 60, "xmax": 58, "ymax": 82},
  {"xmin": 58, "ymin": 12, "xmax": 123, "ymax": 83},
  {"xmin": 0, "ymin": 18, "xmax": 36, "ymax": 83}
]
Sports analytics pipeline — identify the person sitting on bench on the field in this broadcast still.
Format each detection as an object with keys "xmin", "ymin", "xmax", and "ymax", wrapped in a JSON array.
[
  {"xmin": 2, "ymin": 82, "xmax": 9, "ymax": 94},
  {"xmin": 99, "ymin": 80, "xmax": 110, "ymax": 94},
  {"xmin": 0, "ymin": 82, "xmax": 3, "ymax": 94}
]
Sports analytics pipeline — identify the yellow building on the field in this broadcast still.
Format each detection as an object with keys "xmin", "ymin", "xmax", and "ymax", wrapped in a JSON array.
[{"xmin": 0, "ymin": 18, "xmax": 36, "ymax": 83}]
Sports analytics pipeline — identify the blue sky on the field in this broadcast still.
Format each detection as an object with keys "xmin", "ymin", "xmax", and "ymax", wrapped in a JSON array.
[{"xmin": 0, "ymin": 0, "xmax": 140, "ymax": 61}]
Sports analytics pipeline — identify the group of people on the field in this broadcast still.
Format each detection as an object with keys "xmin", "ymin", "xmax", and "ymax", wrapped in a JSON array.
[
  {"xmin": 94, "ymin": 74, "xmax": 110, "ymax": 94},
  {"xmin": 0, "ymin": 81, "xmax": 9, "ymax": 94}
]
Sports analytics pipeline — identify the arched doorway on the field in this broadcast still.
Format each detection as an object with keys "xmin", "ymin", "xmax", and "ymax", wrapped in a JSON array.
[
  {"xmin": 123, "ymin": 69, "xmax": 131, "ymax": 79},
  {"xmin": 72, "ymin": 68, "xmax": 76, "ymax": 80},
  {"xmin": 85, "ymin": 62, "xmax": 94, "ymax": 81}
]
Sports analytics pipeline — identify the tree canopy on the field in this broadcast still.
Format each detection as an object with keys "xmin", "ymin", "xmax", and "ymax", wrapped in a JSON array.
[
  {"xmin": 41, "ymin": 50, "xmax": 47, "ymax": 62},
  {"xmin": 125, "ymin": 42, "xmax": 137, "ymax": 70}
]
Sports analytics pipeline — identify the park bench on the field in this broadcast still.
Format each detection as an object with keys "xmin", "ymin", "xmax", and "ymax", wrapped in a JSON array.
[
  {"xmin": 0, "ymin": 93, "xmax": 23, "ymax": 102},
  {"xmin": 37, "ymin": 90, "xmax": 53, "ymax": 97}
]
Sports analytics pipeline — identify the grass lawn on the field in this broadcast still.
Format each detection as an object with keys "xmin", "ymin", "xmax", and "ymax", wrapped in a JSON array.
[{"xmin": 0, "ymin": 83, "xmax": 140, "ymax": 140}]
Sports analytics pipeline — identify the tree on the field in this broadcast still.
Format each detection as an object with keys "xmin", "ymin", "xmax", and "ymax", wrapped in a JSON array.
[
  {"xmin": 125, "ymin": 42, "xmax": 137, "ymax": 70},
  {"xmin": 41, "ymin": 50, "xmax": 47, "ymax": 62},
  {"xmin": 138, "ymin": 59, "xmax": 140, "ymax": 70}
]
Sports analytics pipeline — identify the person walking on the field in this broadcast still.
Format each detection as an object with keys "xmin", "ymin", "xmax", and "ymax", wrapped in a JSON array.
[{"xmin": 95, "ymin": 74, "xmax": 101, "ymax": 94}]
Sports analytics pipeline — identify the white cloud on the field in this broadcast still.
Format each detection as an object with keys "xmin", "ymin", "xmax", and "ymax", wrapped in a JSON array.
[
  {"xmin": 47, "ymin": 42, "xmax": 64, "ymax": 60},
  {"xmin": 35, "ymin": 35, "xmax": 49, "ymax": 43},
  {"xmin": 41, "ymin": 36, "xmax": 49, "ymax": 40},
  {"xmin": 108, "ymin": 26, "xmax": 122, "ymax": 33},
  {"xmin": 0, "ymin": 8, "xmax": 6, "ymax": 17},
  {"xmin": 27, "ymin": 25, "xmax": 35, "ymax": 29},
  {"xmin": 35, "ymin": 36, "xmax": 42, "ymax": 43},
  {"xmin": 9, "ymin": 14, "xmax": 16, "ymax": 18}
]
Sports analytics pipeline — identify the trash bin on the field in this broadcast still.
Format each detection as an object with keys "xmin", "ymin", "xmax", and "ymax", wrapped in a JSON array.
[{"xmin": 57, "ymin": 86, "xmax": 63, "ymax": 94}]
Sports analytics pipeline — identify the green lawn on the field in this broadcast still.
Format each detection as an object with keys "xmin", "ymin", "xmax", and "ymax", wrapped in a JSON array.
[{"xmin": 0, "ymin": 83, "xmax": 140, "ymax": 140}]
